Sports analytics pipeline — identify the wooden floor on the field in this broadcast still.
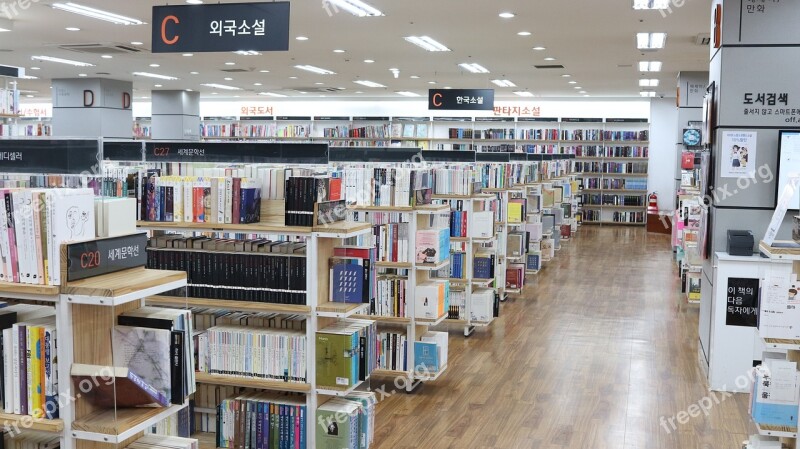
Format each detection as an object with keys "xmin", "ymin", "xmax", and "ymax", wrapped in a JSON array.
[{"xmin": 370, "ymin": 226, "xmax": 754, "ymax": 449}]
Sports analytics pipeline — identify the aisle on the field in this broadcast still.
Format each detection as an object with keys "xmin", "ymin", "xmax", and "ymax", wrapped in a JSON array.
[{"xmin": 369, "ymin": 227, "xmax": 753, "ymax": 449}]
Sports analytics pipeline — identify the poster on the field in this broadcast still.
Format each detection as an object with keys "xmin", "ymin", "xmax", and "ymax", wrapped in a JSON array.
[
  {"xmin": 721, "ymin": 131, "xmax": 758, "ymax": 178},
  {"xmin": 760, "ymin": 269, "xmax": 800, "ymax": 339},
  {"xmin": 725, "ymin": 277, "xmax": 760, "ymax": 327}
]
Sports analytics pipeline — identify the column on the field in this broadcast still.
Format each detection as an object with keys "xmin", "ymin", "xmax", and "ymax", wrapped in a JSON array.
[
  {"xmin": 674, "ymin": 71, "xmax": 708, "ymax": 205},
  {"xmin": 51, "ymin": 78, "xmax": 133, "ymax": 138},
  {"xmin": 151, "ymin": 90, "xmax": 200, "ymax": 141}
]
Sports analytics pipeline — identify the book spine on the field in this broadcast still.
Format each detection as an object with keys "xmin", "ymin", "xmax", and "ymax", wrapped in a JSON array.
[{"xmin": 127, "ymin": 368, "xmax": 170, "ymax": 407}]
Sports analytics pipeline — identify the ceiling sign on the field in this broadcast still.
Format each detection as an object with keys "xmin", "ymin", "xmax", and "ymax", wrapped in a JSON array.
[
  {"xmin": 152, "ymin": 2, "xmax": 291, "ymax": 53},
  {"xmin": 428, "ymin": 89, "xmax": 495, "ymax": 111}
]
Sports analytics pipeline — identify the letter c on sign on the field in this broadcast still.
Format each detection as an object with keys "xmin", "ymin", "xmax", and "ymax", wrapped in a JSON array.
[
  {"xmin": 433, "ymin": 93, "xmax": 443, "ymax": 107},
  {"xmin": 162, "ymin": 15, "xmax": 180, "ymax": 45}
]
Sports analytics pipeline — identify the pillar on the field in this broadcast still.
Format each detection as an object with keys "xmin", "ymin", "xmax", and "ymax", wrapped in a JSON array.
[
  {"xmin": 151, "ymin": 90, "xmax": 200, "ymax": 141},
  {"xmin": 51, "ymin": 78, "xmax": 132, "ymax": 138}
]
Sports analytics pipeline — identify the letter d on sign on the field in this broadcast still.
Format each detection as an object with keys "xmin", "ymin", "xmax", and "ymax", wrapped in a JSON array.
[{"xmin": 162, "ymin": 15, "xmax": 180, "ymax": 45}]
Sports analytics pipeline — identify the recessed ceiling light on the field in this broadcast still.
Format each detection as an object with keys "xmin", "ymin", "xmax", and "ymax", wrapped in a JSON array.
[
  {"xmin": 459, "ymin": 63, "xmax": 490, "ymax": 74},
  {"xmin": 259, "ymin": 92, "xmax": 288, "ymax": 97},
  {"xmin": 574, "ymin": 86, "xmax": 582, "ymax": 89},
  {"xmin": 201, "ymin": 83, "xmax": 241, "ymax": 90},
  {"xmin": 390, "ymin": 68, "xmax": 400, "ymax": 78},
  {"xmin": 315, "ymin": 82, "xmax": 324, "ymax": 85},
  {"xmin": 532, "ymin": 46, "xmax": 546, "ymax": 51},
  {"xmin": 185, "ymin": 88, "xmax": 193, "ymax": 92},
  {"xmin": 30, "ymin": 67, "xmax": 40, "ymax": 70},
  {"xmin": 65, "ymin": 27, "xmax": 80, "ymax": 31},
  {"xmin": 101, "ymin": 55, "xmax": 112, "ymax": 59},
  {"xmin": 639, "ymin": 78, "xmax": 659, "ymax": 87},
  {"xmin": 133, "ymin": 72, "xmax": 179, "ymax": 80},
  {"xmin": 259, "ymin": 70, "xmax": 270, "ymax": 73},
  {"xmin": 636, "ymin": 32, "xmax": 667, "ymax": 50},
  {"xmin": 491, "ymin": 79, "xmax": 516, "ymax": 87},
  {"xmin": 355, "ymin": 91, "xmax": 364, "ymax": 94},
  {"xmin": 561, "ymin": 74, "xmax": 571, "ymax": 78},
  {"xmin": 326, "ymin": 0, "xmax": 383, "ymax": 16},
  {"xmin": 499, "ymin": 12, "xmax": 515, "ymax": 18},
  {"xmin": 579, "ymin": 91, "xmax": 587, "ymax": 94},
  {"xmin": 32, "ymin": 55, "xmax": 94, "ymax": 67},
  {"xmin": 154, "ymin": 84, "xmax": 162, "ymax": 87},
  {"xmin": 289, "ymin": 76, "xmax": 298, "ymax": 79},
  {"xmin": 25, "ymin": 95, "xmax": 34, "ymax": 98},
  {"xmin": 640, "ymin": 91, "xmax": 656, "ymax": 97},
  {"xmin": 234, "ymin": 50, "xmax": 261, "ymax": 56},
  {"xmin": 296, "ymin": 36, "xmax": 309, "ymax": 41},
  {"xmin": 149, "ymin": 63, "xmax": 160, "ymax": 68},
  {"xmin": 333, "ymin": 49, "xmax": 346, "ymax": 53},
  {"xmin": 568, "ymin": 81, "xmax": 577, "ymax": 84},
  {"xmin": 544, "ymin": 57, "xmax": 556, "ymax": 61},
  {"xmin": 364, "ymin": 59, "xmax": 374, "ymax": 63},
  {"xmin": 224, "ymin": 62, "xmax": 235, "ymax": 66},
  {"xmin": 131, "ymin": 41, "xmax": 143, "ymax": 45},
  {"xmin": 224, "ymin": 77, "xmax": 233, "ymax": 81},
  {"xmin": 211, "ymin": 92, "xmax": 218, "ymax": 95},
  {"xmin": 584, "ymin": 94, "xmax": 591, "ymax": 97},
  {"xmin": 182, "ymin": 53, "xmax": 193, "ymax": 57},
  {"xmin": 190, "ymin": 71, "xmax": 199, "ymax": 75},
  {"xmin": 21, "ymin": 75, "xmax": 38, "ymax": 80},
  {"xmin": 639, "ymin": 61, "xmax": 663, "ymax": 72},
  {"xmin": 396, "ymin": 91, "xmax": 420, "ymax": 97},
  {"xmin": 254, "ymin": 83, "xmax": 262, "ymax": 86},
  {"xmin": 517, "ymin": 31, "xmax": 531, "ymax": 36},
  {"xmin": 410, "ymin": 75, "xmax": 420, "ymax": 79},
  {"xmin": 428, "ymin": 81, "xmax": 436, "ymax": 85},
  {"xmin": 51, "ymin": 3, "xmax": 145, "ymax": 25},
  {"xmin": 514, "ymin": 91, "xmax": 535, "ymax": 97},
  {"xmin": 354, "ymin": 80, "xmax": 386, "ymax": 88},
  {"xmin": 295, "ymin": 65, "xmax": 336, "ymax": 75},
  {"xmin": 186, "ymin": 0, "xmax": 203, "ymax": 3},
  {"xmin": 404, "ymin": 36, "xmax": 451, "ymax": 52},
  {"xmin": 633, "ymin": 0, "xmax": 670, "ymax": 10},
  {"xmin": 444, "ymin": 87, "xmax": 452, "ymax": 89}
]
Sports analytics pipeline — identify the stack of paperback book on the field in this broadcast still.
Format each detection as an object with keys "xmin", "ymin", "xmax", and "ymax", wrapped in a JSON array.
[
  {"xmin": 316, "ymin": 392, "xmax": 376, "ymax": 449},
  {"xmin": 316, "ymin": 319, "xmax": 377, "ymax": 390},
  {"xmin": 216, "ymin": 393, "xmax": 307, "ymax": 449},
  {"xmin": 284, "ymin": 175, "xmax": 343, "ymax": 227}
]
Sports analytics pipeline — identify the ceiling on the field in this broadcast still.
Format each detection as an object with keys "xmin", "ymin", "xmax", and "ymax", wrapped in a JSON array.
[{"xmin": 0, "ymin": 0, "xmax": 713, "ymax": 101}]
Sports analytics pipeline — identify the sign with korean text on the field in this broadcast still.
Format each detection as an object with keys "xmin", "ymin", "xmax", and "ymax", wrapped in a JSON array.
[
  {"xmin": 144, "ymin": 142, "xmax": 328, "ymax": 164},
  {"xmin": 428, "ymin": 89, "xmax": 494, "ymax": 111},
  {"xmin": 0, "ymin": 139, "xmax": 98, "ymax": 174},
  {"xmin": 240, "ymin": 105, "xmax": 275, "ymax": 117},
  {"xmin": 66, "ymin": 233, "xmax": 148, "ymax": 282},
  {"xmin": 721, "ymin": 0, "xmax": 800, "ymax": 46},
  {"xmin": 152, "ymin": 2, "xmax": 291, "ymax": 53},
  {"xmin": 494, "ymin": 105, "xmax": 542, "ymax": 118},
  {"xmin": 725, "ymin": 277, "xmax": 759, "ymax": 327}
]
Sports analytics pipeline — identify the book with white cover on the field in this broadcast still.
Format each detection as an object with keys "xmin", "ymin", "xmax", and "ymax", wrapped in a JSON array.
[
  {"xmin": 469, "ymin": 211, "xmax": 494, "ymax": 238},
  {"xmin": 50, "ymin": 189, "xmax": 95, "ymax": 285},
  {"xmin": 112, "ymin": 325, "xmax": 172, "ymax": 402}
]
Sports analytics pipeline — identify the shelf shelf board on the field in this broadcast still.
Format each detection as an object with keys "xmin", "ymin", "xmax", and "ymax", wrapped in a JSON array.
[
  {"xmin": 759, "ymin": 240, "xmax": 800, "ymax": 260},
  {"xmin": 63, "ymin": 268, "xmax": 187, "ymax": 306},
  {"xmin": 416, "ymin": 260, "xmax": 450, "ymax": 271},
  {"xmin": 762, "ymin": 337, "xmax": 800, "ymax": 351},
  {"xmin": 371, "ymin": 368, "xmax": 411, "ymax": 378},
  {"xmin": 432, "ymin": 194, "xmax": 485, "ymax": 200},
  {"xmin": 195, "ymin": 372, "xmax": 311, "ymax": 393},
  {"xmin": 414, "ymin": 364, "xmax": 447, "ymax": 382},
  {"xmin": 450, "ymin": 237, "xmax": 470, "ymax": 242},
  {"xmin": 0, "ymin": 282, "xmax": 60, "ymax": 300},
  {"xmin": 348, "ymin": 205, "xmax": 414, "ymax": 212},
  {"xmin": 194, "ymin": 432, "xmax": 218, "ymax": 449},
  {"xmin": 374, "ymin": 261, "xmax": 413, "ymax": 269},
  {"xmin": 525, "ymin": 270, "xmax": 540, "ymax": 275},
  {"xmin": 472, "ymin": 278, "xmax": 496, "ymax": 286},
  {"xmin": 316, "ymin": 380, "xmax": 365, "ymax": 397},
  {"xmin": 505, "ymin": 288, "xmax": 522, "ymax": 294},
  {"xmin": 313, "ymin": 222, "xmax": 373, "ymax": 239},
  {"xmin": 443, "ymin": 319, "xmax": 467, "ymax": 325},
  {"xmin": 561, "ymin": 140, "xmax": 604, "ymax": 145},
  {"xmin": 416, "ymin": 314, "xmax": 447, "ymax": 326},
  {"xmin": 583, "ymin": 221, "xmax": 646, "ymax": 226},
  {"xmin": 71, "ymin": 401, "xmax": 188, "ymax": 443},
  {"xmin": 0, "ymin": 413, "xmax": 63, "ymax": 433},
  {"xmin": 352, "ymin": 314, "xmax": 411, "ymax": 324},
  {"xmin": 147, "ymin": 295, "xmax": 312, "ymax": 315},
  {"xmin": 0, "ymin": 114, "xmax": 23, "ymax": 119},
  {"xmin": 316, "ymin": 302, "xmax": 369, "ymax": 318},
  {"xmin": 755, "ymin": 422, "xmax": 797, "ymax": 438},
  {"xmin": 415, "ymin": 204, "xmax": 450, "ymax": 214},
  {"xmin": 600, "ymin": 205, "xmax": 647, "ymax": 210},
  {"xmin": 137, "ymin": 219, "xmax": 313, "ymax": 235}
]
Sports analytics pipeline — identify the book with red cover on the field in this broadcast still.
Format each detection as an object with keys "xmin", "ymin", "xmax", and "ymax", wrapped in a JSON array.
[{"xmin": 329, "ymin": 178, "xmax": 342, "ymax": 201}]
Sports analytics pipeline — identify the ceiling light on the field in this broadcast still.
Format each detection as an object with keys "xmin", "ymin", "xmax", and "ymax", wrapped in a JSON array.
[
  {"xmin": 633, "ymin": 0, "xmax": 670, "ymax": 9},
  {"xmin": 640, "ymin": 91, "xmax": 657, "ymax": 97},
  {"xmin": 185, "ymin": 89, "xmax": 193, "ymax": 92},
  {"xmin": 544, "ymin": 57, "xmax": 556, "ymax": 61},
  {"xmin": 0, "ymin": 21, "xmax": 11, "ymax": 32},
  {"xmin": 333, "ymin": 49, "xmax": 346, "ymax": 53},
  {"xmin": 428, "ymin": 81, "xmax": 436, "ymax": 85},
  {"xmin": 354, "ymin": 80, "xmax": 386, "ymax": 88},
  {"xmin": 390, "ymin": 68, "xmax": 400, "ymax": 79},
  {"xmin": 154, "ymin": 84, "xmax": 162, "ymax": 87},
  {"xmin": 234, "ymin": 50, "xmax": 261, "ymax": 56},
  {"xmin": 21, "ymin": 76, "xmax": 38, "ymax": 80},
  {"xmin": 254, "ymin": 83, "xmax": 262, "ymax": 86},
  {"xmin": 410, "ymin": 75, "xmax": 420, "ymax": 79},
  {"xmin": 201, "ymin": 83, "xmax": 241, "ymax": 90},
  {"xmin": 568, "ymin": 81, "xmax": 577, "ymax": 84},
  {"xmin": 561, "ymin": 74, "xmax": 571, "ymax": 78},
  {"xmin": 224, "ymin": 77, "xmax": 233, "ymax": 81},
  {"xmin": 444, "ymin": 87, "xmax": 452, "ymax": 89},
  {"xmin": 355, "ymin": 91, "xmax": 364, "ymax": 94},
  {"xmin": 51, "ymin": 3, "xmax": 145, "ymax": 25},
  {"xmin": 260, "ymin": 70, "xmax": 270, "ymax": 73},
  {"xmin": 190, "ymin": 71, "xmax": 199, "ymax": 75},
  {"xmin": 31, "ymin": 55, "xmax": 94, "ymax": 67},
  {"xmin": 211, "ymin": 92, "xmax": 218, "ymax": 95},
  {"xmin": 25, "ymin": 95, "xmax": 34, "ymax": 98},
  {"xmin": 459, "ymin": 63, "xmax": 490, "ymax": 74},
  {"xmin": 295, "ymin": 65, "xmax": 336, "ymax": 75},
  {"xmin": 639, "ymin": 78, "xmax": 659, "ymax": 87},
  {"xmin": 574, "ymin": 86, "xmax": 582, "ymax": 89},
  {"xmin": 78, "ymin": 73, "xmax": 87, "ymax": 77},
  {"xmin": 517, "ymin": 31, "xmax": 531, "ymax": 36},
  {"xmin": 396, "ymin": 91, "xmax": 421, "ymax": 97},
  {"xmin": 584, "ymin": 95, "xmax": 591, "ymax": 97},
  {"xmin": 533, "ymin": 46, "xmax": 546, "ymax": 51},
  {"xmin": 30, "ymin": 67, "xmax": 40, "ymax": 70},
  {"xmin": 224, "ymin": 62, "xmax": 235, "ymax": 66},
  {"xmin": 65, "ymin": 27, "xmax": 80, "ymax": 31},
  {"xmin": 491, "ymin": 79, "xmax": 516, "ymax": 87},
  {"xmin": 289, "ymin": 76, "xmax": 298, "ymax": 79},
  {"xmin": 186, "ymin": 0, "xmax": 203, "ymax": 4},
  {"xmin": 131, "ymin": 41, "xmax": 143, "ymax": 45},
  {"xmin": 259, "ymin": 92, "xmax": 288, "ymax": 97},
  {"xmin": 514, "ymin": 91, "xmax": 535, "ymax": 97},
  {"xmin": 639, "ymin": 61, "xmax": 663, "ymax": 72},
  {"xmin": 404, "ymin": 36, "xmax": 451, "ymax": 52},
  {"xmin": 326, "ymin": 0, "xmax": 383, "ymax": 16},
  {"xmin": 101, "ymin": 55, "xmax": 112, "ymax": 59},
  {"xmin": 296, "ymin": 36, "xmax": 309, "ymax": 41},
  {"xmin": 150, "ymin": 63, "xmax": 160, "ymax": 68},
  {"xmin": 579, "ymin": 91, "xmax": 587, "ymax": 94},
  {"xmin": 133, "ymin": 72, "xmax": 179, "ymax": 80},
  {"xmin": 499, "ymin": 12, "xmax": 515, "ymax": 18},
  {"xmin": 637, "ymin": 32, "xmax": 667, "ymax": 50},
  {"xmin": 364, "ymin": 59, "xmax": 374, "ymax": 63},
  {"xmin": 182, "ymin": 53, "xmax": 193, "ymax": 57},
  {"xmin": 315, "ymin": 82, "xmax": 324, "ymax": 85}
]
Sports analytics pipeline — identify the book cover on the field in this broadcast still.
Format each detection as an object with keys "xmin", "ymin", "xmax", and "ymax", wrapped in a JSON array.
[
  {"xmin": 329, "ymin": 261, "xmax": 365, "ymax": 304},
  {"xmin": 316, "ymin": 332, "xmax": 356, "ymax": 389},
  {"xmin": 414, "ymin": 341, "xmax": 439, "ymax": 372},
  {"xmin": 316, "ymin": 400, "xmax": 359, "ymax": 449},
  {"xmin": 71, "ymin": 364, "xmax": 169, "ymax": 408},
  {"xmin": 112, "ymin": 326, "xmax": 172, "ymax": 404}
]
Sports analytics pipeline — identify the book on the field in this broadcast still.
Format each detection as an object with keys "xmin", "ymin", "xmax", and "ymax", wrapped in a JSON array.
[
  {"xmin": 330, "ymin": 260, "xmax": 366, "ymax": 304},
  {"xmin": 112, "ymin": 326, "xmax": 173, "ymax": 405},
  {"xmin": 415, "ymin": 281, "xmax": 448, "ymax": 320},
  {"xmin": 415, "ymin": 228, "xmax": 450, "ymax": 264},
  {"xmin": 751, "ymin": 360, "xmax": 800, "ymax": 427},
  {"xmin": 71, "ymin": 364, "xmax": 169, "ymax": 408},
  {"xmin": 317, "ymin": 399, "xmax": 360, "ymax": 449}
]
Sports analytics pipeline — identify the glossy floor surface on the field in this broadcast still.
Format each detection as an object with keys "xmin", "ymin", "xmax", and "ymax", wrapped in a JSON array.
[{"xmin": 370, "ymin": 226, "xmax": 753, "ymax": 449}]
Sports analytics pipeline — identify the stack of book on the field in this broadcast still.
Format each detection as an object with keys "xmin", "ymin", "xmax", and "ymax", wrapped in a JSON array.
[
  {"xmin": 414, "ymin": 281, "xmax": 449, "ymax": 320},
  {"xmin": 508, "ymin": 198, "xmax": 526, "ymax": 224},
  {"xmin": 414, "ymin": 331, "xmax": 448, "ymax": 373},
  {"xmin": 415, "ymin": 228, "xmax": 450, "ymax": 264},
  {"xmin": 316, "ymin": 392, "xmax": 376, "ymax": 449},
  {"xmin": 285, "ymin": 175, "xmax": 343, "ymax": 227},
  {"xmin": 750, "ymin": 359, "xmax": 800, "ymax": 429},
  {"xmin": 216, "ymin": 393, "xmax": 307, "ymax": 449},
  {"xmin": 329, "ymin": 246, "xmax": 375, "ymax": 306},
  {"xmin": 471, "ymin": 289, "xmax": 496, "ymax": 323},
  {"xmin": 432, "ymin": 168, "xmax": 480, "ymax": 196},
  {"xmin": 448, "ymin": 290, "xmax": 466, "ymax": 320},
  {"xmin": 473, "ymin": 253, "xmax": 495, "ymax": 280},
  {"xmin": 342, "ymin": 168, "xmax": 432, "ymax": 207},
  {"xmin": 316, "ymin": 319, "xmax": 377, "ymax": 390},
  {"xmin": 373, "ymin": 276, "xmax": 407, "ymax": 318},
  {"xmin": 0, "ymin": 86, "xmax": 19, "ymax": 115},
  {"xmin": 377, "ymin": 331, "xmax": 408, "ymax": 372},
  {"xmin": 506, "ymin": 263, "xmax": 525, "ymax": 289}
]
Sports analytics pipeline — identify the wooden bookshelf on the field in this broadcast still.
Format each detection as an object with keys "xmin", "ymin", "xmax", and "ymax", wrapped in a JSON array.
[
  {"xmin": 0, "ymin": 282, "xmax": 60, "ymax": 298},
  {"xmin": 316, "ymin": 301, "xmax": 369, "ymax": 318},
  {"xmin": 137, "ymin": 219, "xmax": 313, "ymax": 235},
  {"xmin": 352, "ymin": 314, "xmax": 411, "ymax": 324},
  {"xmin": 194, "ymin": 432, "xmax": 218, "ymax": 449},
  {"xmin": 374, "ymin": 261, "xmax": 413, "ymax": 269},
  {"xmin": 0, "ymin": 413, "xmax": 64, "ymax": 433},
  {"xmin": 147, "ymin": 295, "xmax": 312, "ymax": 315},
  {"xmin": 62, "ymin": 267, "xmax": 186, "ymax": 303},
  {"xmin": 759, "ymin": 240, "xmax": 800, "ymax": 260},
  {"xmin": 72, "ymin": 403, "xmax": 186, "ymax": 437},
  {"xmin": 371, "ymin": 368, "xmax": 410, "ymax": 378},
  {"xmin": 195, "ymin": 373, "xmax": 311, "ymax": 393},
  {"xmin": 755, "ymin": 422, "xmax": 798, "ymax": 438}
]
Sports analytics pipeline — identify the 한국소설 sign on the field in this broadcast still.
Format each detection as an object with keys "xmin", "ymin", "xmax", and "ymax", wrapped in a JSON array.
[
  {"xmin": 429, "ymin": 89, "xmax": 495, "ymax": 111},
  {"xmin": 152, "ymin": 2, "xmax": 291, "ymax": 53}
]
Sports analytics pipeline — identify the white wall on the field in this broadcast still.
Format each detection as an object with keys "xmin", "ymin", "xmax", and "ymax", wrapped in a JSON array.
[{"xmin": 650, "ymin": 98, "xmax": 680, "ymax": 210}]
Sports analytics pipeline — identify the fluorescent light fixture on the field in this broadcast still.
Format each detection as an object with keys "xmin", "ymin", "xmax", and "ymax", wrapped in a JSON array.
[
  {"xmin": 296, "ymin": 36, "xmax": 309, "ymax": 41},
  {"xmin": 131, "ymin": 41, "xmax": 143, "ymax": 45},
  {"xmin": 354, "ymin": 80, "xmax": 386, "ymax": 88},
  {"xmin": 186, "ymin": 0, "xmax": 203, "ymax": 4},
  {"xmin": 561, "ymin": 74, "xmax": 571, "ymax": 78},
  {"xmin": 295, "ymin": 65, "xmax": 336, "ymax": 75},
  {"xmin": 574, "ymin": 86, "xmax": 582, "ymax": 89},
  {"xmin": 51, "ymin": 3, "xmax": 145, "ymax": 25},
  {"xmin": 499, "ymin": 12, "xmax": 515, "ymax": 18},
  {"xmin": 364, "ymin": 59, "xmax": 374, "ymax": 63},
  {"xmin": 224, "ymin": 77, "xmax": 233, "ymax": 81},
  {"xmin": 78, "ymin": 73, "xmax": 87, "ymax": 77},
  {"xmin": 182, "ymin": 53, "xmax": 193, "ymax": 57},
  {"xmin": 21, "ymin": 75, "xmax": 38, "ymax": 80},
  {"xmin": 101, "ymin": 55, "xmax": 112, "ymax": 59},
  {"xmin": 639, "ymin": 91, "xmax": 657, "ymax": 97},
  {"xmin": 444, "ymin": 87, "xmax": 452, "ymax": 89},
  {"xmin": 201, "ymin": 83, "xmax": 241, "ymax": 90},
  {"xmin": 639, "ymin": 78, "xmax": 659, "ymax": 87},
  {"xmin": 544, "ymin": 57, "xmax": 556, "ymax": 61},
  {"xmin": 154, "ymin": 84, "xmax": 162, "ymax": 87},
  {"xmin": 326, "ymin": 0, "xmax": 383, "ymax": 17},
  {"xmin": 259, "ymin": 92, "xmax": 288, "ymax": 97},
  {"xmin": 259, "ymin": 70, "xmax": 270, "ymax": 73},
  {"xmin": 410, "ymin": 75, "xmax": 420, "ymax": 79},
  {"xmin": 150, "ymin": 64, "xmax": 160, "ymax": 68},
  {"xmin": 579, "ymin": 91, "xmax": 587, "ymax": 94},
  {"xmin": 428, "ymin": 81, "xmax": 436, "ymax": 85},
  {"xmin": 637, "ymin": 32, "xmax": 667, "ymax": 50},
  {"xmin": 396, "ymin": 91, "xmax": 421, "ymax": 97},
  {"xmin": 65, "ymin": 27, "xmax": 80, "ymax": 31},
  {"xmin": 254, "ymin": 83, "xmax": 262, "ymax": 86},
  {"xmin": 224, "ymin": 62, "xmax": 235, "ymax": 66},
  {"xmin": 234, "ymin": 50, "xmax": 261, "ymax": 56},
  {"xmin": 638, "ymin": 61, "xmax": 663, "ymax": 72},
  {"xmin": 333, "ymin": 49, "xmax": 346, "ymax": 53},
  {"xmin": 532, "ymin": 46, "xmax": 546, "ymax": 51},
  {"xmin": 190, "ymin": 71, "xmax": 199, "ymax": 75},
  {"xmin": 289, "ymin": 76, "xmax": 298, "ymax": 79},
  {"xmin": 568, "ymin": 81, "xmax": 577, "ymax": 84},
  {"xmin": 133, "ymin": 71, "xmax": 179, "ymax": 80},
  {"xmin": 404, "ymin": 36, "xmax": 451, "ymax": 52},
  {"xmin": 518, "ymin": 31, "xmax": 531, "ymax": 36},
  {"xmin": 31, "ymin": 55, "xmax": 94, "ymax": 67},
  {"xmin": 29, "ymin": 67, "xmax": 40, "ymax": 70},
  {"xmin": 459, "ymin": 63, "xmax": 490, "ymax": 74},
  {"xmin": 514, "ymin": 91, "xmax": 535, "ymax": 97},
  {"xmin": 633, "ymin": 0, "xmax": 670, "ymax": 9},
  {"xmin": 492, "ymin": 79, "xmax": 516, "ymax": 87}
]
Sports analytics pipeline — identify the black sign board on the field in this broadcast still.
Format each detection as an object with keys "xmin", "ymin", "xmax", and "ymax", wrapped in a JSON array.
[
  {"xmin": 66, "ymin": 233, "xmax": 148, "ymax": 282},
  {"xmin": 151, "ymin": 2, "xmax": 291, "ymax": 53},
  {"xmin": 475, "ymin": 117, "xmax": 514, "ymax": 123},
  {"xmin": 726, "ymin": 277, "xmax": 760, "ymax": 327},
  {"xmin": 352, "ymin": 117, "xmax": 390, "ymax": 121},
  {"xmin": 562, "ymin": 118, "xmax": 603, "ymax": 123},
  {"xmin": 509, "ymin": 153, "xmax": 528, "ymax": 162},
  {"xmin": 476, "ymin": 152, "xmax": 511, "ymax": 163},
  {"xmin": 145, "ymin": 142, "xmax": 328, "ymax": 164},
  {"xmin": 0, "ymin": 65, "xmax": 23, "ymax": 78},
  {"xmin": 420, "ymin": 150, "xmax": 476, "ymax": 163},
  {"xmin": 202, "ymin": 116, "xmax": 237, "ymax": 121},
  {"xmin": 329, "ymin": 147, "xmax": 423, "ymax": 163},
  {"xmin": 527, "ymin": 154, "xmax": 544, "ymax": 161},
  {"xmin": 429, "ymin": 89, "xmax": 495, "ymax": 111},
  {"xmin": 277, "ymin": 116, "xmax": 311, "ymax": 121},
  {"xmin": 0, "ymin": 139, "xmax": 98, "ymax": 174},
  {"xmin": 103, "ymin": 142, "xmax": 144, "ymax": 162},
  {"xmin": 239, "ymin": 116, "xmax": 275, "ymax": 121},
  {"xmin": 394, "ymin": 117, "xmax": 430, "ymax": 122},
  {"xmin": 606, "ymin": 118, "xmax": 649, "ymax": 123},
  {"xmin": 314, "ymin": 116, "xmax": 350, "ymax": 121},
  {"xmin": 518, "ymin": 117, "xmax": 559, "ymax": 123}
]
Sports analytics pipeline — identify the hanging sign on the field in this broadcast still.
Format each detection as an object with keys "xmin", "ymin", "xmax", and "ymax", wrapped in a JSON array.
[{"xmin": 428, "ymin": 89, "xmax": 494, "ymax": 111}]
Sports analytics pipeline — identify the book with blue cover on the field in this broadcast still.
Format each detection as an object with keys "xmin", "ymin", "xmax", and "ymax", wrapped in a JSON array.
[
  {"xmin": 329, "ymin": 260, "xmax": 365, "ymax": 304},
  {"xmin": 414, "ymin": 341, "xmax": 439, "ymax": 372}
]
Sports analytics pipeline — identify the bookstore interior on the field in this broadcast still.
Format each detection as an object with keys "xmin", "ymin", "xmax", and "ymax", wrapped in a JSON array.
[{"xmin": 2, "ymin": 1, "xmax": 800, "ymax": 448}]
